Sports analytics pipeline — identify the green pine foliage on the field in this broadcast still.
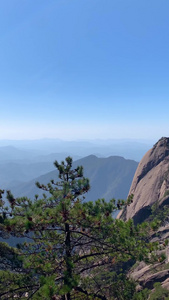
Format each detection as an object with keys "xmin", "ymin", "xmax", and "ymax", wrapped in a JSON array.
[
  {"xmin": 0, "ymin": 157, "xmax": 157, "ymax": 299},
  {"xmin": 149, "ymin": 282, "xmax": 169, "ymax": 300}
]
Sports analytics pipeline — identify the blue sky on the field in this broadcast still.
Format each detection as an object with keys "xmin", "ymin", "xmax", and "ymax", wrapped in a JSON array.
[{"xmin": 0, "ymin": 0, "xmax": 169, "ymax": 140}]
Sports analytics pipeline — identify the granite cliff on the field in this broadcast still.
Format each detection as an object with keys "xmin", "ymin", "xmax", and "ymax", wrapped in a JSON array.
[
  {"xmin": 118, "ymin": 137, "xmax": 169, "ymax": 224},
  {"xmin": 118, "ymin": 137, "xmax": 169, "ymax": 293}
]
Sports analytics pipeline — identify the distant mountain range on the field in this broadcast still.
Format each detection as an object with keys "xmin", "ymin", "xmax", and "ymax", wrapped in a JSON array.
[
  {"xmin": 0, "ymin": 146, "xmax": 80, "ymax": 188},
  {"xmin": 8, "ymin": 155, "xmax": 138, "ymax": 203},
  {"xmin": 0, "ymin": 139, "xmax": 147, "ymax": 198},
  {"xmin": 0, "ymin": 139, "xmax": 142, "ymax": 204},
  {"xmin": 0, "ymin": 145, "xmax": 139, "ymax": 246},
  {"xmin": 0, "ymin": 138, "xmax": 154, "ymax": 161}
]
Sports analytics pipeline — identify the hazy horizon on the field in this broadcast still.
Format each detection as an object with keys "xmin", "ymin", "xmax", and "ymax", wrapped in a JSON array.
[
  {"xmin": 0, "ymin": 137, "xmax": 156, "ymax": 162},
  {"xmin": 0, "ymin": 137, "xmax": 156, "ymax": 142}
]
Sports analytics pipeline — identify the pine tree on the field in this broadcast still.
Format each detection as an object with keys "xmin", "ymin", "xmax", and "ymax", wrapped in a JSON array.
[{"xmin": 0, "ymin": 157, "xmax": 151, "ymax": 299}]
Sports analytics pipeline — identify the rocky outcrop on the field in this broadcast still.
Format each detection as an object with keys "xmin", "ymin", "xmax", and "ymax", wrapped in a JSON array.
[
  {"xmin": 118, "ymin": 137, "xmax": 169, "ymax": 293},
  {"xmin": 118, "ymin": 137, "xmax": 169, "ymax": 224},
  {"xmin": 130, "ymin": 261, "xmax": 169, "ymax": 288}
]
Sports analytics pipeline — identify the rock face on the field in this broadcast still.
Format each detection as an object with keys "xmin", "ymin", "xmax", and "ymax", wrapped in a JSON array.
[
  {"xmin": 117, "ymin": 137, "xmax": 169, "ymax": 293},
  {"xmin": 118, "ymin": 137, "xmax": 169, "ymax": 224}
]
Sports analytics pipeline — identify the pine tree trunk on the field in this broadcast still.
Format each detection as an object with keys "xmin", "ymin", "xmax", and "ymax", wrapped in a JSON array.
[{"xmin": 65, "ymin": 223, "xmax": 71, "ymax": 300}]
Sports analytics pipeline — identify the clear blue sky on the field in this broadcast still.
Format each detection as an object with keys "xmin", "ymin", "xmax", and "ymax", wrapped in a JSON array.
[{"xmin": 0, "ymin": 0, "xmax": 169, "ymax": 140}]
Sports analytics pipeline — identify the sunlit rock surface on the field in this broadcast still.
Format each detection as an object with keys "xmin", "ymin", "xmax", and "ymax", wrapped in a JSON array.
[{"xmin": 118, "ymin": 137, "xmax": 169, "ymax": 224}]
